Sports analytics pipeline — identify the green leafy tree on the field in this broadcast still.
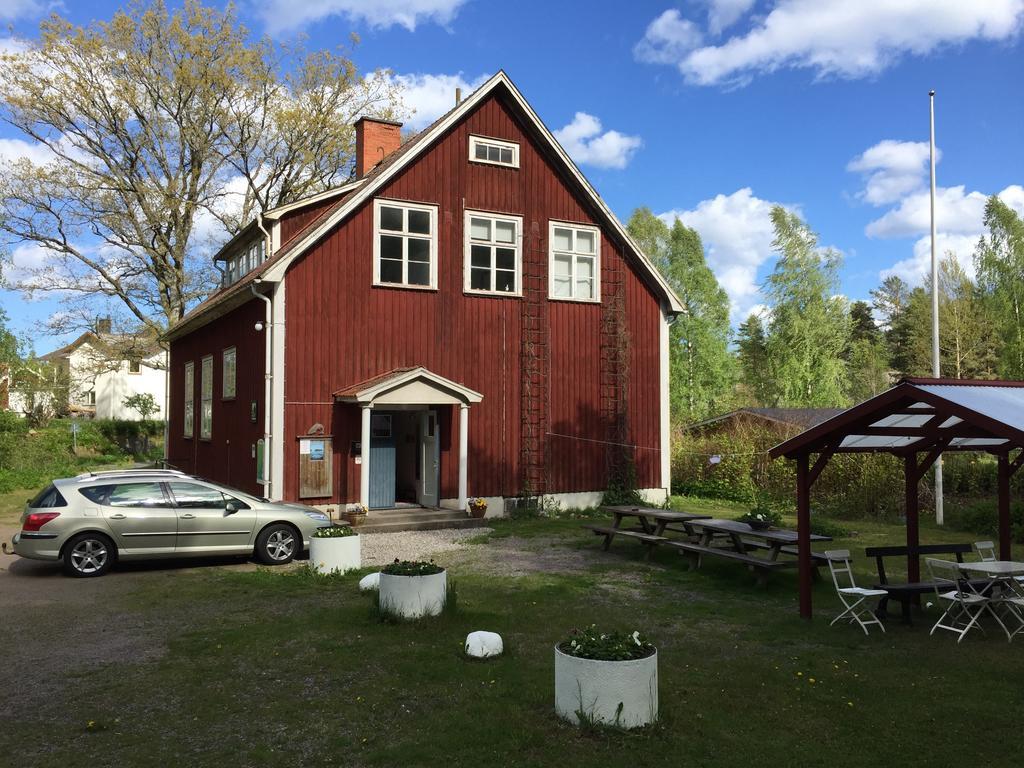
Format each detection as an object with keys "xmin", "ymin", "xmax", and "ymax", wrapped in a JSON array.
[
  {"xmin": 0, "ymin": 0, "xmax": 401, "ymax": 339},
  {"xmin": 845, "ymin": 300, "xmax": 890, "ymax": 402},
  {"xmin": 627, "ymin": 208, "xmax": 734, "ymax": 425},
  {"xmin": 123, "ymin": 392, "xmax": 159, "ymax": 420},
  {"xmin": 975, "ymin": 196, "xmax": 1024, "ymax": 378},
  {"xmin": 736, "ymin": 312, "xmax": 771, "ymax": 406},
  {"xmin": 938, "ymin": 253, "xmax": 998, "ymax": 379},
  {"xmin": 761, "ymin": 206, "xmax": 850, "ymax": 407}
]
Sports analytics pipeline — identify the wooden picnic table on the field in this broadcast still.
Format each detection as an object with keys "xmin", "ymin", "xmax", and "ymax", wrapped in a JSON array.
[
  {"xmin": 667, "ymin": 518, "xmax": 833, "ymax": 586},
  {"xmin": 581, "ymin": 506, "xmax": 712, "ymax": 559}
]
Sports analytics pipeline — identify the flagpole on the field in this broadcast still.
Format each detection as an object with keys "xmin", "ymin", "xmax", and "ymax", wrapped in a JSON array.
[{"xmin": 930, "ymin": 88, "xmax": 944, "ymax": 526}]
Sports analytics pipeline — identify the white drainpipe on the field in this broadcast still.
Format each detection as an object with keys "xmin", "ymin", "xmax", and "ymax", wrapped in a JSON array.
[{"xmin": 251, "ymin": 281, "xmax": 274, "ymax": 499}]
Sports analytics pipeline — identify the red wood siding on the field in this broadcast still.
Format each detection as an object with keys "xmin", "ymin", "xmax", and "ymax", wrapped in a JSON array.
[
  {"xmin": 167, "ymin": 299, "xmax": 266, "ymax": 495},
  {"xmin": 279, "ymin": 195, "xmax": 349, "ymax": 246},
  {"xmin": 281, "ymin": 93, "xmax": 664, "ymax": 503}
]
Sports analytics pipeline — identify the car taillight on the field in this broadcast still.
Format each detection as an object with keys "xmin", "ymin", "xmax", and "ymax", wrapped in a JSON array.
[{"xmin": 23, "ymin": 512, "xmax": 60, "ymax": 531}]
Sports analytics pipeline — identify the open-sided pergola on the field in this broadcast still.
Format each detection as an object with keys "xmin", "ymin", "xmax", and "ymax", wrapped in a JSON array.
[{"xmin": 770, "ymin": 378, "xmax": 1024, "ymax": 619}]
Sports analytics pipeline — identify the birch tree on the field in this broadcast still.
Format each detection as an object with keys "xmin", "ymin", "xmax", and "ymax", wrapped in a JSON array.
[
  {"xmin": 976, "ymin": 196, "xmax": 1024, "ymax": 378},
  {"xmin": 0, "ymin": 0, "xmax": 401, "ymax": 344}
]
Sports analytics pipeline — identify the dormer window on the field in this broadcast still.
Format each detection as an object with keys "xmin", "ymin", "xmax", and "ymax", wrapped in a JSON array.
[
  {"xmin": 219, "ymin": 237, "xmax": 267, "ymax": 288},
  {"xmin": 469, "ymin": 135, "xmax": 519, "ymax": 168}
]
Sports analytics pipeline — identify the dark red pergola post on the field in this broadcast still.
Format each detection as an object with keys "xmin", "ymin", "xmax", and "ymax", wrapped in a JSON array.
[
  {"xmin": 998, "ymin": 452, "xmax": 1012, "ymax": 561},
  {"xmin": 904, "ymin": 454, "xmax": 920, "ymax": 584},
  {"xmin": 796, "ymin": 453, "xmax": 812, "ymax": 619}
]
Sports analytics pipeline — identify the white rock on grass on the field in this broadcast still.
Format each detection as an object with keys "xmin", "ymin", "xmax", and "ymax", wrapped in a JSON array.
[
  {"xmin": 465, "ymin": 631, "xmax": 503, "ymax": 658},
  {"xmin": 359, "ymin": 572, "xmax": 380, "ymax": 591}
]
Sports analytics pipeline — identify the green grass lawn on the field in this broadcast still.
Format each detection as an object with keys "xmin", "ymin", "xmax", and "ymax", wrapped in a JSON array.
[{"xmin": 2, "ymin": 494, "xmax": 1021, "ymax": 767}]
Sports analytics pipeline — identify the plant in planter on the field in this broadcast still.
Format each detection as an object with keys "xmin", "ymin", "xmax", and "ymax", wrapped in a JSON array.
[
  {"xmin": 737, "ymin": 505, "xmax": 783, "ymax": 531},
  {"xmin": 554, "ymin": 625, "xmax": 658, "ymax": 729},
  {"xmin": 468, "ymin": 497, "xmax": 487, "ymax": 519},
  {"xmin": 343, "ymin": 503, "xmax": 368, "ymax": 527},
  {"xmin": 309, "ymin": 524, "xmax": 361, "ymax": 575},
  {"xmin": 378, "ymin": 559, "xmax": 447, "ymax": 619}
]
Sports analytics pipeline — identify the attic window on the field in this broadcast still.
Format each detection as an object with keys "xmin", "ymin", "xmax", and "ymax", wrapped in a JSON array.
[{"xmin": 469, "ymin": 135, "xmax": 519, "ymax": 168}]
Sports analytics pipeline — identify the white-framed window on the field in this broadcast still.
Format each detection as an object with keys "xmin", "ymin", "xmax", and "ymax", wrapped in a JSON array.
[
  {"xmin": 373, "ymin": 199, "xmax": 438, "ymax": 289},
  {"xmin": 469, "ymin": 135, "xmax": 519, "ymax": 168},
  {"xmin": 464, "ymin": 210, "xmax": 522, "ymax": 296},
  {"xmin": 549, "ymin": 221, "xmax": 601, "ymax": 302},
  {"xmin": 183, "ymin": 361, "xmax": 195, "ymax": 438},
  {"xmin": 200, "ymin": 356, "xmax": 213, "ymax": 439},
  {"xmin": 128, "ymin": 360, "xmax": 141, "ymax": 374},
  {"xmin": 222, "ymin": 347, "xmax": 236, "ymax": 400}
]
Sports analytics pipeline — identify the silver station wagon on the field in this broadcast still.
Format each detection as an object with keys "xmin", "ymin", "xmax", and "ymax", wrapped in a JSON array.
[{"xmin": 5, "ymin": 469, "xmax": 331, "ymax": 577}]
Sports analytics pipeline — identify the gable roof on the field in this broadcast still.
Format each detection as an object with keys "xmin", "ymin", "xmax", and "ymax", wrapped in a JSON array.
[
  {"xmin": 41, "ymin": 331, "xmax": 163, "ymax": 363},
  {"xmin": 333, "ymin": 366, "xmax": 483, "ymax": 405},
  {"xmin": 769, "ymin": 378, "xmax": 1024, "ymax": 460},
  {"xmin": 687, "ymin": 407, "xmax": 846, "ymax": 432},
  {"xmin": 166, "ymin": 71, "xmax": 684, "ymax": 341}
]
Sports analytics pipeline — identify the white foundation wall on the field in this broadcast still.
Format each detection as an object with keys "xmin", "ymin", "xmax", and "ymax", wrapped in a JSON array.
[{"xmin": 440, "ymin": 487, "xmax": 669, "ymax": 517}]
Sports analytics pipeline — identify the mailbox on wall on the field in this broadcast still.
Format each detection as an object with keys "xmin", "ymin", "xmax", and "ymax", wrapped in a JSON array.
[{"xmin": 298, "ymin": 436, "xmax": 332, "ymax": 498}]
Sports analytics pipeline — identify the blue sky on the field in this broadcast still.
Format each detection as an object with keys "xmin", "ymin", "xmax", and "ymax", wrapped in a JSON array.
[{"xmin": 2, "ymin": 0, "xmax": 1023, "ymax": 351}]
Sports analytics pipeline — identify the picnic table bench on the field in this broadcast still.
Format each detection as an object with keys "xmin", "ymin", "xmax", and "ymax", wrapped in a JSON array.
[
  {"xmin": 865, "ymin": 543, "xmax": 987, "ymax": 624},
  {"xmin": 581, "ymin": 506, "xmax": 712, "ymax": 560},
  {"xmin": 680, "ymin": 518, "xmax": 833, "ymax": 586}
]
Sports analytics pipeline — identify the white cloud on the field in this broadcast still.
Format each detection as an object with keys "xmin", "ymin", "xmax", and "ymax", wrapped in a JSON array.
[
  {"xmin": 6, "ymin": 242, "xmax": 53, "ymax": 284},
  {"xmin": 0, "ymin": 136, "xmax": 56, "ymax": 165},
  {"xmin": 0, "ymin": 36, "xmax": 31, "ymax": 54},
  {"xmin": 636, "ymin": 0, "xmax": 1024, "ymax": 86},
  {"xmin": 389, "ymin": 72, "xmax": 489, "ymax": 131},
  {"xmin": 256, "ymin": 0, "xmax": 467, "ymax": 34},
  {"xmin": 553, "ymin": 112, "xmax": 642, "ymax": 170},
  {"xmin": 659, "ymin": 187, "xmax": 782, "ymax": 318},
  {"xmin": 634, "ymin": 9, "xmax": 703, "ymax": 64},
  {"xmin": 848, "ymin": 139, "xmax": 935, "ymax": 206},
  {"xmin": 0, "ymin": 0, "xmax": 48, "ymax": 21},
  {"xmin": 866, "ymin": 185, "xmax": 990, "ymax": 239},
  {"xmin": 875, "ymin": 185, "xmax": 1024, "ymax": 285},
  {"xmin": 706, "ymin": 0, "xmax": 757, "ymax": 35}
]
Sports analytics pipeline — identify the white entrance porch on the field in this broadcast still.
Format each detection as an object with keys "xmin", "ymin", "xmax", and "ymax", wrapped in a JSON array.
[{"xmin": 333, "ymin": 367, "xmax": 483, "ymax": 511}]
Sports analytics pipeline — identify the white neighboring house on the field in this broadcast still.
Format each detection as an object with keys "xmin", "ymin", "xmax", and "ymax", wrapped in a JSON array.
[{"xmin": 39, "ymin": 331, "xmax": 167, "ymax": 420}]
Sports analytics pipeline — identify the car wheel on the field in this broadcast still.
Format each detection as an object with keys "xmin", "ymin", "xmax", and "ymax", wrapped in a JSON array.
[
  {"xmin": 255, "ymin": 523, "xmax": 298, "ymax": 565},
  {"xmin": 63, "ymin": 532, "xmax": 115, "ymax": 578}
]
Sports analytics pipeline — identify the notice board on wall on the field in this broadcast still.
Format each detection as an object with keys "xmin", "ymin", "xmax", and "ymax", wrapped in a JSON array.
[{"xmin": 298, "ymin": 436, "xmax": 332, "ymax": 498}]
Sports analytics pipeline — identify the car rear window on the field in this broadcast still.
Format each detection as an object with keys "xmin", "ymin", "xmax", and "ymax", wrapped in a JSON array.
[{"xmin": 29, "ymin": 484, "xmax": 67, "ymax": 508}]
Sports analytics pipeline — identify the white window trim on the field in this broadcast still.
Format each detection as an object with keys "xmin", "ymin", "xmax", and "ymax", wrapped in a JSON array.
[
  {"xmin": 548, "ymin": 220, "xmax": 602, "ymax": 303},
  {"xmin": 463, "ymin": 209, "xmax": 524, "ymax": 298},
  {"xmin": 183, "ymin": 361, "xmax": 195, "ymax": 438},
  {"xmin": 372, "ymin": 199, "xmax": 439, "ymax": 291},
  {"xmin": 200, "ymin": 355, "xmax": 213, "ymax": 440},
  {"xmin": 222, "ymin": 346, "xmax": 236, "ymax": 400},
  {"xmin": 468, "ymin": 134, "xmax": 520, "ymax": 169}
]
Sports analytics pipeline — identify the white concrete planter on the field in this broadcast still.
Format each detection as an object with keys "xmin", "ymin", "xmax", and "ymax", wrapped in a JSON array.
[
  {"xmin": 378, "ymin": 570, "xmax": 447, "ymax": 619},
  {"xmin": 554, "ymin": 646, "xmax": 658, "ymax": 729},
  {"xmin": 310, "ymin": 534, "xmax": 361, "ymax": 575}
]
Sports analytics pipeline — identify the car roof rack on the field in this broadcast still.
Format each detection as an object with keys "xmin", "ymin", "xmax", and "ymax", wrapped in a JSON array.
[{"xmin": 72, "ymin": 468, "xmax": 188, "ymax": 482}]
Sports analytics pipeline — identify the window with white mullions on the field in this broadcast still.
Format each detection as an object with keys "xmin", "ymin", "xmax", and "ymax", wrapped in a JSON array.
[
  {"xmin": 549, "ymin": 222, "xmax": 600, "ymax": 301},
  {"xmin": 469, "ymin": 135, "xmax": 519, "ymax": 168},
  {"xmin": 465, "ymin": 211, "xmax": 521, "ymax": 295},
  {"xmin": 374, "ymin": 200, "xmax": 437, "ymax": 289}
]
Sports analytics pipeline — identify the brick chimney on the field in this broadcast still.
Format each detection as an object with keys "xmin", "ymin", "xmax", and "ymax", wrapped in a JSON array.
[
  {"xmin": 95, "ymin": 316, "xmax": 112, "ymax": 335},
  {"xmin": 354, "ymin": 117, "xmax": 403, "ymax": 177}
]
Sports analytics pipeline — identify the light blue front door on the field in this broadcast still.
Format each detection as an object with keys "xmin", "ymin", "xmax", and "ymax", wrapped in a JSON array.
[{"xmin": 369, "ymin": 413, "xmax": 395, "ymax": 509}]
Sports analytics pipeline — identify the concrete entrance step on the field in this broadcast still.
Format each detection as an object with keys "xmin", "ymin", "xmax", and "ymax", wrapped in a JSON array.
[{"xmin": 355, "ymin": 513, "xmax": 489, "ymax": 534}]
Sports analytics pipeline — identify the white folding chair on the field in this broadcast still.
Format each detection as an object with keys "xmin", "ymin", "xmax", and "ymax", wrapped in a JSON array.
[
  {"xmin": 824, "ymin": 550, "xmax": 887, "ymax": 635},
  {"xmin": 974, "ymin": 541, "xmax": 997, "ymax": 562},
  {"xmin": 926, "ymin": 558, "xmax": 1001, "ymax": 643}
]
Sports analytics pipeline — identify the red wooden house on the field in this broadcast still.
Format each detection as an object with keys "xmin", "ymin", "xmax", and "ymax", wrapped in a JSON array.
[{"xmin": 165, "ymin": 72, "xmax": 683, "ymax": 516}]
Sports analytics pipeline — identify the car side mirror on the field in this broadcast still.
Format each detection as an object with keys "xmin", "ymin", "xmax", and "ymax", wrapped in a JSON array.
[{"xmin": 225, "ymin": 500, "xmax": 239, "ymax": 514}]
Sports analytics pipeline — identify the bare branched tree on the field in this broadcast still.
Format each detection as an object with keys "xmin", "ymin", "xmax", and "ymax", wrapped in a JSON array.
[{"xmin": 0, "ymin": 0, "xmax": 402, "ymax": 344}]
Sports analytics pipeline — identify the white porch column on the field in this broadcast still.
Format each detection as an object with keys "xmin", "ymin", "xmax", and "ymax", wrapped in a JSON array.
[
  {"xmin": 458, "ymin": 403, "xmax": 469, "ymax": 511},
  {"xmin": 360, "ymin": 404, "xmax": 372, "ymax": 508}
]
